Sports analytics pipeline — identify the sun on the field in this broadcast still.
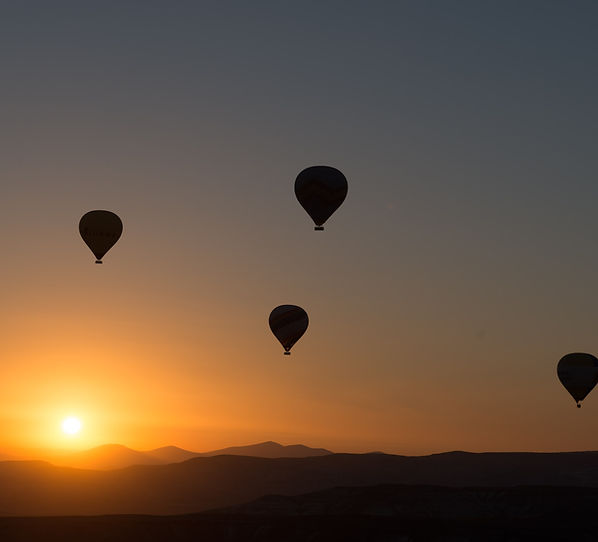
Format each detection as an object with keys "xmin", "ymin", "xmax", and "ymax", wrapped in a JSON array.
[{"xmin": 62, "ymin": 416, "xmax": 82, "ymax": 435}]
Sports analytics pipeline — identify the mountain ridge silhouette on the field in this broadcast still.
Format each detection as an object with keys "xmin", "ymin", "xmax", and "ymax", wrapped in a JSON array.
[
  {"xmin": 48, "ymin": 441, "xmax": 334, "ymax": 470},
  {"xmin": 3, "ymin": 450, "xmax": 598, "ymax": 516}
]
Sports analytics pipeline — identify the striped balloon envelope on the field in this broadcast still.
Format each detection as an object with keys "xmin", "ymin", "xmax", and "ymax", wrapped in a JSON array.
[
  {"xmin": 269, "ymin": 305, "xmax": 309, "ymax": 355},
  {"xmin": 294, "ymin": 166, "xmax": 348, "ymax": 230},
  {"xmin": 557, "ymin": 353, "xmax": 598, "ymax": 408}
]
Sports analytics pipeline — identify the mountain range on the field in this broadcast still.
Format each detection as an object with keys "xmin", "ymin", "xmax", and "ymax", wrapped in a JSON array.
[
  {"xmin": 2, "ymin": 450, "xmax": 598, "ymax": 516},
  {"xmin": 50, "ymin": 441, "xmax": 333, "ymax": 470}
]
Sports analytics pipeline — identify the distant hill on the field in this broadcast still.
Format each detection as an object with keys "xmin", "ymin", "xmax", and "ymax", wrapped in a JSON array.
[
  {"xmin": 52, "ymin": 441, "xmax": 332, "ymax": 469},
  {"xmin": 144, "ymin": 446, "xmax": 199, "ymax": 464},
  {"xmin": 3, "ymin": 451, "xmax": 598, "ymax": 516},
  {"xmin": 197, "ymin": 441, "xmax": 332, "ymax": 458},
  {"xmin": 53, "ymin": 444, "xmax": 163, "ymax": 470}
]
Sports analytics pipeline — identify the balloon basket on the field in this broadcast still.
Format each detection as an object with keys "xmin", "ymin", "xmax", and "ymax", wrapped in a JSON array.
[
  {"xmin": 314, "ymin": 226, "xmax": 324, "ymax": 231},
  {"xmin": 284, "ymin": 351, "xmax": 291, "ymax": 355},
  {"xmin": 95, "ymin": 260, "xmax": 103, "ymax": 264}
]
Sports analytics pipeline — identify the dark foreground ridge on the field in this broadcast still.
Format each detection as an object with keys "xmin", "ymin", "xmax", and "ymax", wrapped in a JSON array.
[
  {"xmin": 3, "ymin": 451, "xmax": 598, "ymax": 515},
  {"xmin": 2, "ymin": 484, "xmax": 598, "ymax": 541}
]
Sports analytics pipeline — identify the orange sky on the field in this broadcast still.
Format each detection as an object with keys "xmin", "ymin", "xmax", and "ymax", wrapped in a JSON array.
[
  {"xmin": 3, "ymin": 2, "xmax": 598, "ymax": 459},
  {"xmin": 1, "ymin": 232, "xmax": 596, "ymax": 458}
]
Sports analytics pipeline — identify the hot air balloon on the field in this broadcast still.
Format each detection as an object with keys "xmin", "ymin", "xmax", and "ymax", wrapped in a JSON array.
[
  {"xmin": 269, "ymin": 305, "xmax": 309, "ymax": 355},
  {"xmin": 295, "ymin": 166, "xmax": 348, "ymax": 230},
  {"xmin": 557, "ymin": 353, "xmax": 598, "ymax": 408},
  {"xmin": 79, "ymin": 210, "xmax": 123, "ymax": 264}
]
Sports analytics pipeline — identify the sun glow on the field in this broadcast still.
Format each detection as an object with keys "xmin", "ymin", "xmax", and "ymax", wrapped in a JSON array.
[{"xmin": 62, "ymin": 417, "xmax": 82, "ymax": 435}]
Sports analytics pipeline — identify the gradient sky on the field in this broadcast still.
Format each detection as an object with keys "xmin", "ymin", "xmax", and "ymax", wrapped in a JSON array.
[{"xmin": 2, "ymin": 1, "xmax": 598, "ymax": 457}]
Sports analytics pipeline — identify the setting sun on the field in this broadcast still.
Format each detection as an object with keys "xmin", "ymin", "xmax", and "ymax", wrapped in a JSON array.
[{"xmin": 62, "ymin": 417, "xmax": 82, "ymax": 436}]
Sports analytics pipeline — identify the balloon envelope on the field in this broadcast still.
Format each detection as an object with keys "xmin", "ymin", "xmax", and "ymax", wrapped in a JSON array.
[
  {"xmin": 79, "ymin": 210, "xmax": 123, "ymax": 263},
  {"xmin": 557, "ymin": 352, "xmax": 598, "ymax": 407},
  {"xmin": 269, "ymin": 305, "xmax": 309, "ymax": 354},
  {"xmin": 294, "ymin": 166, "xmax": 348, "ymax": 230}
]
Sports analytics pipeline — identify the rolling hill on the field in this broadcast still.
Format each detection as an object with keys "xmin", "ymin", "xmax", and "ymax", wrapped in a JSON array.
[
  {"xmin": 50, "ymin": 441, "xmax": 332, "ymax": 470},
  {"xmin": 2, "ymin": 451, "xmax": 598, "ymax": 516},
  {"xmin": 53, "ymin": 444, "xmax": 163, "ymax": 470},
  {"xmin": 143, "ymin": 446, "xmax": 200, "ymax": 463},
  {"xmin": 2, "ymin": 484, "xmax": 598, "ymax": 541},
  {"xmin": 195, "ymin": 441, "xmax": 332, "ymax": 458}
]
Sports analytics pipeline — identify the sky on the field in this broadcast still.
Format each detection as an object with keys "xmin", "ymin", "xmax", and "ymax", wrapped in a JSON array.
[{"xmin": 2, "ymin": 1, "xmax": 598, "ymax": 457}]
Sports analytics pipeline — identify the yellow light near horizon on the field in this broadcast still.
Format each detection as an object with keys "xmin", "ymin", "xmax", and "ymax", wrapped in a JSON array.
[{"xmin": 62, "ymin": 417, "xmax": 82, "ymax": 435}]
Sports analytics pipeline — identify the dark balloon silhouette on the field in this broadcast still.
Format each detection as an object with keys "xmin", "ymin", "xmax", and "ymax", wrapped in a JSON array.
[
  {"xmin": 295, "ymin": 166, "xmax": 348, "ymax": 230},
  {"xmin": 269, "ymin": 305, "xmax": 309, "ymax": 355},
  {"xmin": 79, "ymin": 210, "xmax": 123, "ymax": 264},
  {"xmin": 557, "ymin": 353, "xmax": 598, "ymax": 408}
]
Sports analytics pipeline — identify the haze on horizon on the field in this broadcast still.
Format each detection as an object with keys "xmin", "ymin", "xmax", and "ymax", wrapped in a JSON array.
[{"xmin": 2, "ymin": 1, "xmax": 598, "ymax": 459}]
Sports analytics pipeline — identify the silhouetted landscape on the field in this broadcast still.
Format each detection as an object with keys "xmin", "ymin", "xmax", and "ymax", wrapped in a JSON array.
[
  {"xmin": 3, "ymin": 479, "xmax": 598, "ymax": 541},
  {"xmin": 50, "ymin": 441, "xmax": 332, "ymax": 470},
  {"xmin": 3, "ymin": 448, "xmax": 598, "ymax": 519}
]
